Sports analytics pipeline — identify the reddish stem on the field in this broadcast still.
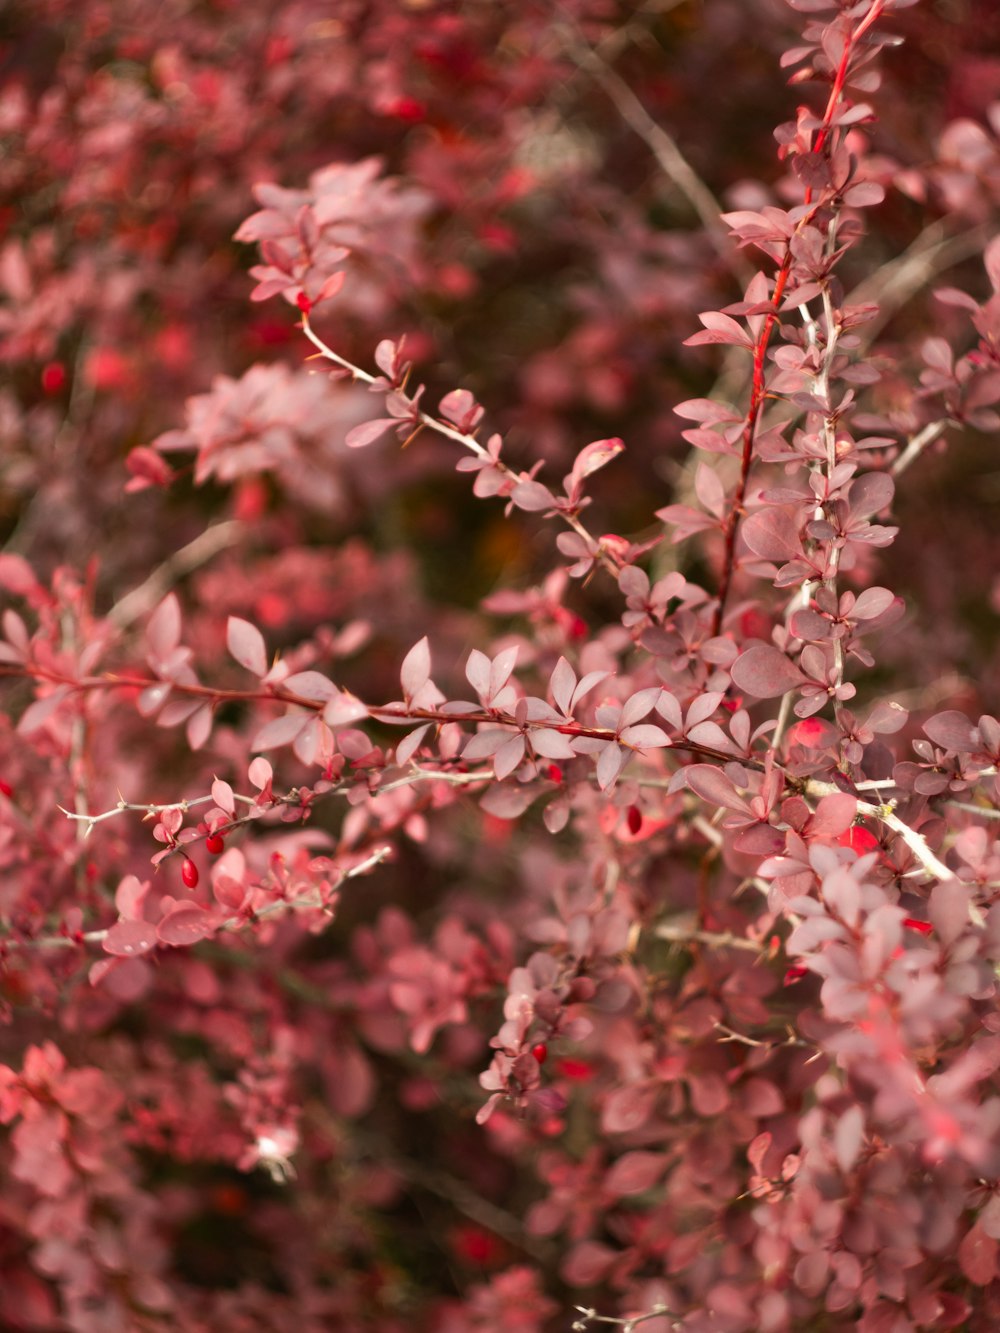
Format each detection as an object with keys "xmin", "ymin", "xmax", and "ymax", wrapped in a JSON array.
[{"xmin": 710, "ymin": 0, "xmax": 884, "ymax": 637}]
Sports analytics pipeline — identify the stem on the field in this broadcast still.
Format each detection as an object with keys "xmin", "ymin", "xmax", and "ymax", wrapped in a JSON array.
[
  {"xmin": 300, "ymin": 318, "xmax": 622, "ymax": 576},
  {"xmin": 711, "ymin": 0, "xmax": 886, "ymax": 636}
]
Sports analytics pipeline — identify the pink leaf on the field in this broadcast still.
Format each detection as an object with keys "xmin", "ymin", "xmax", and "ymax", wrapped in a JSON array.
[
  {"xmin": 103, "ymin": 920, "xmax": 159, "ymax": 958},
  {"xmin": 226, "ymin": 616, "xmax": 268, "ymax": 677},
  {"xmin": 345, "ymin": 418, "xmax": 393, "ymax": 449},
  {"xmin": 959, "ymin": 1223, "xmax": 998, "ymax": 1286},
  {"xmin": 603, "ymin": 1150, "xmax": 666, "ymax": 1197},
  {"xmin": 923, "ymin": 710, "xmax": 979, "ymax": 753},
  {"xmin": 730, "ymin": 644, "xmax": 807, "ymax": 698},
  {"xmin": 211, "ymin": 779, "xmax": 236, "ymax": 816},
  {"xmin": 147, "ymin": 593, "xmax": 182, "ymax": 660},
  {"xmin": 400, "ymin": 637, "xmax": 431, "ymax": 700},
  {"xmin": 156, "ymin": 903, "xmax": 218, "ymax": 947}
]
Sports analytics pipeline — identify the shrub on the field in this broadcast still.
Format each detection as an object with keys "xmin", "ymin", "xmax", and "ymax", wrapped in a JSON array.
[{"xmin": 2, "ymin": 1, "xmax": 1000, "ymax": 1328}]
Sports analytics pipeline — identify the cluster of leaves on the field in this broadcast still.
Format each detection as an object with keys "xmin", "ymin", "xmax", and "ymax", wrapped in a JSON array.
[{"xmin": 3, "ymin": 0, "xmax": 1000, "ymax": 1329}]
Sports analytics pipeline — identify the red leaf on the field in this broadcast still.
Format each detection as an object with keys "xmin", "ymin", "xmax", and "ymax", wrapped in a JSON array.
[{"xmin": 730, "ymin": 644, "xmax": 807, "ymax": 698}]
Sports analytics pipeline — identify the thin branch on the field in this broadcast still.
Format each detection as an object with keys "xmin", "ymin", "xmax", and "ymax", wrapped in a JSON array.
[
  {"xmin": 891, "ymin": 418, "xmax": 950, "ymax": 478},
  {"xmin": 849, "ymin": 220, "xmax": 991, "ymax": 344},
  {"xmin": 108, "ymin": 520, "xmax": 245, "ymax": 630},
  {"xmin": 654, "ymin": 918, "xmax": 763, "ymax": 953},
  {"xmin": 557, "ymin": 20, "xmax": 753, "ymax": 288},
  {"xmin": 299, "ymin": 318, "xmax": 622, "ymax": 576}
]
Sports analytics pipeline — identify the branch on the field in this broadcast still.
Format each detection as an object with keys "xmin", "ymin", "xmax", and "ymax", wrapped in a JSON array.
[
  {"xmin": 557, "ymin": 20, "xmax": 754, "ymax": 288},
  {"xmin": 108, "ymin": 520, "xmax": 245, "ymax": 630},
  {"xmin": 299, "ymin": 318, "xmax": 623, "ymax": 577}
]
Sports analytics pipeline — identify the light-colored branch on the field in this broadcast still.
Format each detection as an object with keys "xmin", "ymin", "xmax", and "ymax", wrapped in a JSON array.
[
  {"xmin": 557, "ymin": 22, "xmax": 753, "ymax": 288},
  {"xmin": 849, "ymin": 221, "xmax": 991, "ymax": 344},
  {"xmin": 891, "ymin": 418, "xmax": 949, "ymax": 478},
  {"xmin": 108, "ymin": 520, "xmax": 245, "ymax": 630},
  {"xmin": 655, "ymin": 917, "xmax": 763, "ymax": 953},
  {"xmin": 573, "ymin": 1305, "xmax": 676, "ymax": 1333}
]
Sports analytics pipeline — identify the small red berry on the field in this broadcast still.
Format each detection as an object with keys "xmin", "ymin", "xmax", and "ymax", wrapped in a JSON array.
[
  {"xmin": 41, "ymin": 361, "xmax": 66, "ymax": 394},
  {"xmin": 545, "ymin": 764, "xmax": 563, "ymax": 784},
  {"xmin": 0, "ymin": 779, "xmax": 12, "ymax": 798},
  {"xmin": 531, "ymin": 1043, "xmax": 548, "ymax": 1065},
  {"xmin": 295, "ymin": 291, "xmax": 312, "ymax": 315},
  {"xmin": 903, "ymin": 917, "xmax": 933, "ymax": 936},
  {"xmin": 181, "ymin": 858, "xmax": 199, "ymax": 888},
  {"xmin": 626, "ymin": 805, "xmax": 643, "ymax": 835},
  {"xmin": 205, "ymin": 834, "xmax": 225, "ymax": 855}
]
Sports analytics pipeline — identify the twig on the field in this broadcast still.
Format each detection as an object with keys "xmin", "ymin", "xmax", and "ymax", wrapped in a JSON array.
[
  {"xmin": 557, "ymin": 20, "xmax": 753, "ymax": 288},
  {"xmin": 849, "ymin": 221, "xmax": 991, "ymax": 344},
  {"xmin": 108, "ymin": 520, "xmax": 245, "ymax": 629},
  {"xmin": 891, "ymin": 419, "xmax": 949, "ymax": 478},
  {"xmin": 573, "ymin": 1305, "xmax": 676, "ymax": 1332},
  {"xmin": 299, "ymin": 318, "xmax": 621, "ymax": 576},
  {"xmin": 654, "ymin": 919, "xmax": 763, "ymax": 953}
]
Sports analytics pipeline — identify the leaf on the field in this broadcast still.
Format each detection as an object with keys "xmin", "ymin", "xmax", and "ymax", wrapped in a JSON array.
[
  {"xmin": 115, "ymin": 875, "xmax": 149, "ymax": 920},
  {"xmin": 833, "ymin": 1105, "xmax": 864, "ymax": 1173},
  {"xmin": 741, "ymin": 508, "xmax": 801, "ymax": 561},
  {"xmin": 493, "ymin": 734, "xmax": 526, "ymax": 781},
  {"xmin": 211, "ymin": 779, "xmax": 235, "ymax": 815},
  {"xmin": 345, "ymin": 418, "xmax": 393, "ymax": 449},
  {"xmin": 322, "ymin": 690, "xmax": 369, "ymax": 727},
  {"xmin": 602, "ymin": 1083, "xmax": 656, "ymax": 1134},
  {"xmin": 147, "ymin": 593, "xmax": 181, "ymax": 660},
  {"xmin": 530, "ymin": 728, "xmax": 576, "ymax": 759},
  {"xmin": 550, "ymin": 657, "xmax": 576, "ymax": 715},
  {"xmin": 683, "ymin": 764, "xmax": 751, "ymax": 814},
  {"xmin": 603, "ymin": 1150, "xmax": 666, "ymax": 1197},
  {"xmin": 226, "ymin": 617, "xmax": 268, "ymax": 677},
  {"xmin": 510, "ymin": 479, "xmax": 556, "ymax": 512},
  {"xmin": 596, "ymin": 743, "xmax": 628, "ymax": 790},
  {"xmin": 479, "ymin": 784, "xmax": 536, "ymax": 818},
  {"xmin": 283, "ymin": 671, "xmax": 338, "ymax": 702},
  {"xmin": 156, "ymin": 903, "xmax": 218, "ymax": 947},
  {"xmin": 959, "ymin": 1223, "xmax": 998, "ymax": 1286},
  {"xmin": 847, "ymin": 471, "xmax": 894, "ymax": 520},
  {"xmin": 566, "ymin": 438, "xmax": 624, "ymax": 496},
  {"xmin": 465, "ymin": 649, "xmax": 491, "ymax": 699},
  {"xmin": 253, "ymin": 711, "xmax": 308, "ymax": 750},
  {"xmin": 923, "ymin": 710, "xmax": 979, "ymax": 753},
  {"xmin": 618, "ymin": 723, "xmax": 670, "ymax": 750},
  {"xmin": 395, "ymin": 724, "xmax": 431, "ymax": 766},
  {"xmin": 103, "ymin": 920, "xmax": 159, "ymax": 958},
  {"xmin": 186, "ymin": 703, "xmax": 213, "ymax": 750},
  {"xmin": 400, "ymin": 637, "xmax": 431, "ymax": 700},
  {"xmin": 929, "ymin": 878, "xmax": 971, "ymax": 945},
  {"xmin": 730, "ymin": 644, "xmax": 807, "ymax": 698}
]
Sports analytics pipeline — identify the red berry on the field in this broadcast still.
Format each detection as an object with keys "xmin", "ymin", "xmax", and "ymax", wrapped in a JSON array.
[
  {"xmin": 545, "ymin": 764, "xmax": 563, "ymax": 784},
  {"xmin": 903, "ymin": 917, "xmax": 933, "ymax": 936},
  {"xmin": 0, "ymin": 779, "xmax": 12, "ymax": 798},
  {"xmin": 41, "ymin": 361, "xmax": 66, "ymax": 394},
  {"xmin": 837, "ymin": 824, "xmax": 880, "ymax": 855},
  {"xmin": 626, "ymin": 805, "xmax": 643, "ymax": 835},
  {"xmin": 205, "ymin": 834, "xmax": 225, "ymax": 855},
  {"xmin": 181, "ymin": 858, "xmax": 199, "ymax": 888},
  {"xmin": 531, "ymin": 1043, "xmax": 548, "ymax": 1064},
  {"xmin": 295, "ymin": 291, "xmax": 312, "ymax": 315}
]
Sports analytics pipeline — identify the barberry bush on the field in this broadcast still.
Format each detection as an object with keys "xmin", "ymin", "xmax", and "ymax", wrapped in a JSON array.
[{"xmin": 2, "ymin": 0, "xmax": 1000, "ymax": 1328}]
